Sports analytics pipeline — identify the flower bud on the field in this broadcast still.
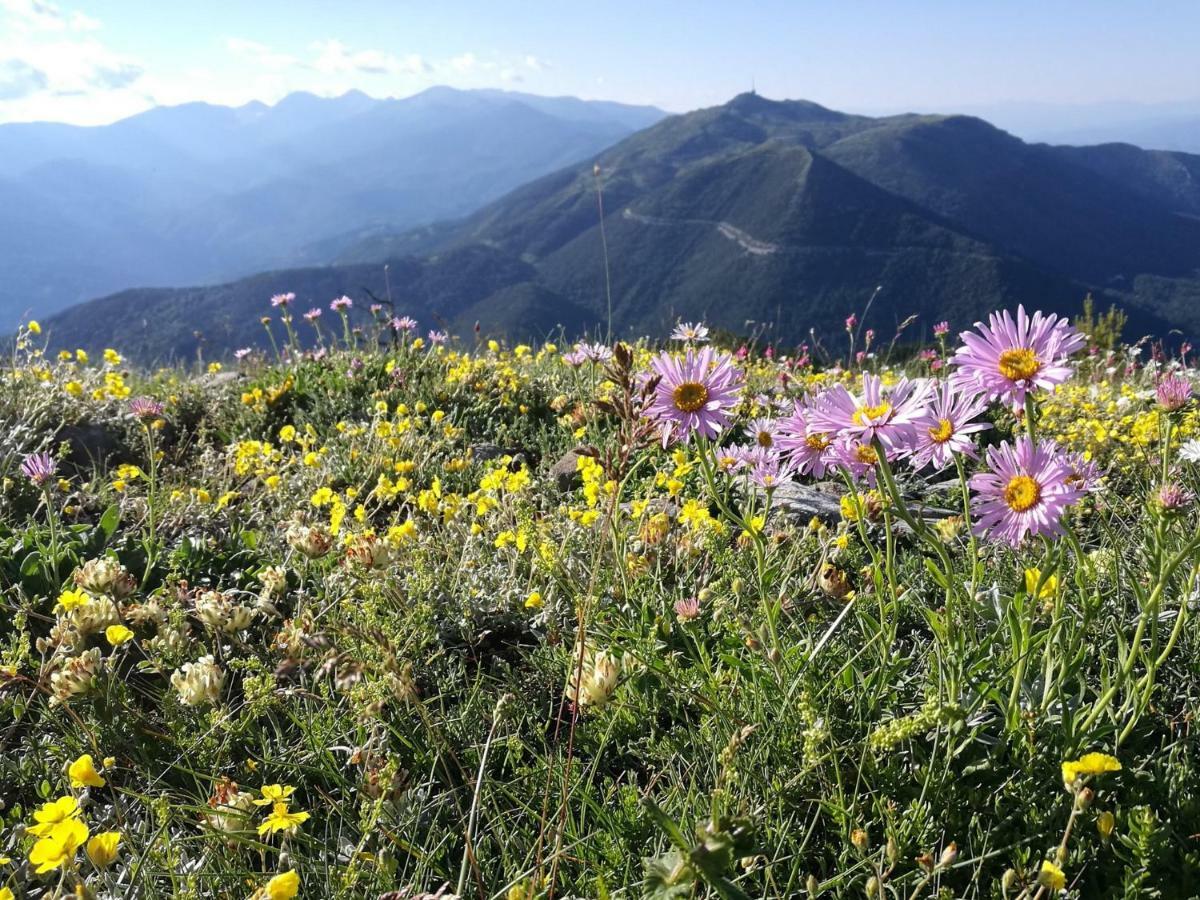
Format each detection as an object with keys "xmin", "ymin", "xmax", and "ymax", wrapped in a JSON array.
[
  {"xmin": 1097, "ymin": 810, "xmax": 1115, "ymax": 840},
  {"xmin": 850, "ymin": 827, "xmax": 869, "ymax": 852},
  {"xmin": 938, "ymin": 841, "xmax": 958, "ymax": 869}
]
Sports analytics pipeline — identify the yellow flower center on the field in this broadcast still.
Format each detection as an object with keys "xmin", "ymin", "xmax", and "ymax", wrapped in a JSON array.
[
  {"xmin": 756, "ymin": 430, "xmax": 774, "ymax": 447},
  {"xmin": 1003, "ymin": 474, "xmax": 1041, "ymax": 512},
  {"xmin": 853, "ymin": 444, "xmax": 878, "ymax": 466},
  {"xmin": 852, "ymin": 401, "xmax": 892, "ymax": 426},
  {"xmin": 998, "ymin": 347, "xmax": 1040, "ymax": 381},
  {"xmin": 672, "ymin": 381, "xmax": 709, "ymax": 413},
  {"xmin": 806, "ymin": 433, "xmax": 831, "ymax": 451},
  {"xmin": 928, "ymin": 418, "xmax": 954, "ymax": 443}
]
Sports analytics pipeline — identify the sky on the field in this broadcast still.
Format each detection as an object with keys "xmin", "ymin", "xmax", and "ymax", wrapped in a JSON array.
[{"xmin": 2, "ymin": 0, "xmax": 1199, "ymax": 126}]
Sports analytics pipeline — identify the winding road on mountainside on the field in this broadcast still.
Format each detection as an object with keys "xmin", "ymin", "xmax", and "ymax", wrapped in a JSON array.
[{"xmin": 621, "ymin": 208, "xmax": 780, "ymax": 255}]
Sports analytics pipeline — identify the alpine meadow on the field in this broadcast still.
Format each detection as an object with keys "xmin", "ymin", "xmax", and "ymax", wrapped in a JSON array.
[{"xmin": 4, "ymin": 3, "xmax": 1200, "ymax": 900}]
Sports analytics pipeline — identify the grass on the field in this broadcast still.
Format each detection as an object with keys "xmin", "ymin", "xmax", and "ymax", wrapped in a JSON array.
[{"xmin": 0, "ymin": 309, "xmax": 1199, "ymax": 899}]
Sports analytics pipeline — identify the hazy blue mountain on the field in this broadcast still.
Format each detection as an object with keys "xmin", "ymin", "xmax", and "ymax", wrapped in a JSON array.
[
  {"xmin": 0, "ymin": 87, "xmax": 666, "ymax": 324},
  {"xmin": 45, "ymin": 93, "xmax": 1200, "ymax": 361}
]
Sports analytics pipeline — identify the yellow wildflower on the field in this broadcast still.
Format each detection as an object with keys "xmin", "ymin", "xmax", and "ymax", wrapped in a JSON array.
[
  {"xmin": 257, "ymin": 802, "xmax": 310, "ymax": 836},
  {"xmin": 1038, "ymin": 860, "xmax": 1066, "ymax": 892},
  {"xmin": 57, "ymin": 588, "xmax": 91, "ymax": 612},
  {"xmin": 29, "ymin": 796, "xmax": 81, "ymax": 836},
  {"xmin": 1062, "ymin": 752, "xmax": 1121, "ymax": 790},
  {"xmin": 105, "ymin": 624, "xmax": 134, "ymax": 646},
  {"xmin": 68, "ymin": 753, "xmax": 106, "ymax": 788},
  {"xmin": 1025, "ymin": 568, "xmax": 1058, "ymax": 599},
  {"xmin": 29, "ymin": 818, "xmax": 88, "ymax": 873},
  {"xmin": 252, "ymin": 784, "xmax": 296, "ymax": 806},
  {"xmin": 86, "ymin": 830, "xmax": 121, "ymax": 867}
]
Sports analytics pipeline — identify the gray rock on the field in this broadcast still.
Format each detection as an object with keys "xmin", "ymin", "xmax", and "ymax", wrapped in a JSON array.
[
  {"xmin": 57, "ymin": 422, "xmax": 127, "ymax": 468},
  {"xmin": 548, "ymin": 448, "xmax": 588, "ymax": 492},
  {"xmin": 767, "ymin": 480, "xmax": 958, "ymax": 530},
  {"xmin": 194, "ymin": 370, "xmax": 242, "ymax": 388}
]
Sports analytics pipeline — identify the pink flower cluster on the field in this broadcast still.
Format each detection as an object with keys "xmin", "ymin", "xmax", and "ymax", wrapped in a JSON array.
[{"xmin": 642, "ymin": 307, "xmax": 1098, "ymax": 547}]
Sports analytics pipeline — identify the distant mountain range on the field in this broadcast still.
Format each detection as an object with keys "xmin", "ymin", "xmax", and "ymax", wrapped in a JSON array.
[
  {"xmin": 0, "ymin": 86, "xmax": 665, "ymax": 323},
  {"xmin": 44, "ymin": 92, "xmax": 1200, "ymax": 361}
]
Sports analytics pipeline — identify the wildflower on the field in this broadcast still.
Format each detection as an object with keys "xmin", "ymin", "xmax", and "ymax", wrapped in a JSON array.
[
  {"xmin": 1038, "ymin": 860, "xmax": 1066, "ymax": 892},
  {"xmin": 567, "ymin": 646, "xmax": 621, "ymax": 708},
  {"xmin": 68, "ymin": 753, "xmax": 106, "ymax": 788},
  {"xmin": 21, "ymin": 451, "xmax": 56, "ymax": 486},
  {"xmin": 744, "ymin": 417, "xmax": 779, "ymax": 448},
  {"xmin": 29, "ymin": 818, "xmax": 89, "ymax": 873},
  {"xmin": 969, "ymin": 437, "xmax": 1084, "ymax": 545},
  {"xmin": 73, "ymin": 557, "xmax": 137, "ymax": 598},
  {"xmin": 817, "ymin": 564, "xmax": 853, "ymax": 600},
  {"xmin": 253, "ymin": 784, "xmax": 296, "ymax": 806},
  {"xmin": 57, "ymin": 587, "xmax": 92, "ymax": 612},
  {"xmin": 86, "ymin": 831, "xmax": 121, "ymax": 868},
  {"xmin": 1181, "ymin": 439, "xmax": 1200, "ymax": 464},
  {"xmin": 49, "ymin": 648, "xmax": 103, "ymax": 704},
  {"xmin": 255, "ymin": 870, "xmax": 300, "ymax": 900},
  {"xmin": 1156, "ymin": 373, "xmax": 1193, "ymax": 412},
  {"xmin": 129, "ymin": 396, "xmax": 165, "ymax": 421},
  {"xmin": 105, "ymin": 623, "xmax": 134, "ymax": 646},
  {"xmin": 776, "ymin": 399, "xmax": 834, "ymax": 477},
  {"xmin": 910, "ymin": 381, "xmax": 990, "ymax": 470},
  {"xmin": 28, "ymin": 319, "xmax": 41, "ymax": 334},
  {"xmin": 1097, "ymin": 811, "xmax": 1115, "ymax": 840},
  {"xmin": 1024, "ymin": 568, "xmax": 1057, "ymax": 600},
  {"xmin": 951, "ymin": 306, "xmax": 1085, "ymax": 410},
  {"xmin": 933, "ymin": 515, "xmax": 965, "ymax": 542},
  {"xmin": 1064, "ymin": 451, "xmax": 1104, "ymax": 494},
  {"xmin": 809, "ymin": 373, "xmax": 930, "ymax": 453},
  {"xmin": 258, "ymin": 802, "xmax": 310, "ymax": 836},
  {"xmin": 171, "ymin": 655, "xmax": 225, "ymax": 706},
  {"xmin": 1062, "ymin": 752, "xmax": 1121, "ymax": 790},
  {"xmin": 933, "ymin": 321, "xmax": 950, "ymax": 337},
  {"xmin": 646, "ymin": 347, "xmax": 742, "ymax": 446},
  {"xmin": 1157, "ymin": 482, "xmax": 1193, "ymax": 512},
  {"xmin": 29, "ymin": 796, "xmax": 82, "ymax": 837},
  {"xmin": 391, "ymin": 315, "xmax": 417, "ymax": 332},
  {"xmin": 524, "ymin": 591, "xmax": 543, "ymax": 609},
  {"xmin": 427, "ymin": 329, "xmax": 447, "ymax": 345},
  {"xmin": 674, "ymin": 596, "xmax": 701, "ymax": 622},
  {"xmin": 670, "ymin": 321, "xmax": 710, "ymax": 343},
  {"xmin": 830, "ymin": 438, "xmax": 882, "ymax": 484},
  {"xmin": 270, "ymin": 292, "xmax": 295, "ymax": 307},
  {"xmin": 286, "ymin": 521, "xmax": 333, "ymax": 557},
  {"xmin": 330, "ymin": 295, "xmax": 353, "ymax": 311}
]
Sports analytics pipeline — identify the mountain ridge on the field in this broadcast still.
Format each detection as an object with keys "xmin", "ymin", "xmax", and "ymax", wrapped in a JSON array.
[{"xmin": 42, "ymin": 92, "xmax": 1200, "ymax": 360}]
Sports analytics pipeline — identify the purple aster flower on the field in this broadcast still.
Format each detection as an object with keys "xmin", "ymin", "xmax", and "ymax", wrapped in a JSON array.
[
  {"xmin": 933, "ymin": 321, "xmax": 950, "ymax": 337},
  {"xmin": 951, "ymin": 306, "xmax": 1085, "ymax": 411},
  {"xmin": 910, "ymin": 382, "xmax": 990, "ymax": 470},
  {"xmin": 234, "ymin": 347, "xmax": 252, "ymax": 360},
  {"xmin": 579, "ymin": 342, "xmax": 613, "ymax": 363},
  {"xmin": 747, "ymin": 449, "xmax": 795, "ymax": 491},
  {"xmin": 969, "ymin": 437, "xmax": 1084, "ymax": 546},
  {"xmin": 129, "ymin": 396, "xmax": 164, "ymax": 422},
  {"xmin": 330, "ymin": 295, "xmax": 353, "ymax": 312},
  {"xmin": 775, "ymin": 398, "xmax": 835, "ymax": 478},
  {"xmin": 1156, "ymin": 374, "xmax": 1193, "ymax": 412},
  {"xmin": 1063, "ymin": 451, "xmax": 1104, "ymax": 494},
  {"xmin": 809, "ymin": 373, "xmax": 931, "ymax": 454},
  {"xmin": 829, "ymin": 437, "xmax": 883, "ymax": 485},
  {"xmin": 369, "ymin": 303, "xmax": 383, "ymax": 314},
  {"xmin": 270, "ymin": 292, "xmax": 295, "ymax": 308},
  {"xmin": 391, "ymin": 316, "xmax": 417, "ymax": 333},
  {"xmin": 744, "ymin": 417, "xmax": 779, "ymax": 449},
  {"xmin": 645, "ymin": 347, "xmax": 742, "ymax": 447},
  {"xmin": 670, "ymin": 321, "xmax": 710, "ymax": 344},
  {"xmin": 21, "ymin": 451, "xmax": 56, "ymax": 487},
  {"xmin": 561, "ymin": 347, "xmax": 587, "ymax": 367},
  {"xmin": 427, "ymin": 330, "xmax": 447, "ymax": 345}
]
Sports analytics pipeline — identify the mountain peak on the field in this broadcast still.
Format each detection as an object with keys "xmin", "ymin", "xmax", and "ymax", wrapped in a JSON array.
[{"xmin": 725, "ymin": 92, "xmax": 848, "ymax": 123}]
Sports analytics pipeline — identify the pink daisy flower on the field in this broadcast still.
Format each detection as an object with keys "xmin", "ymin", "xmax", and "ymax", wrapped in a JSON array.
[
  {"xmin": 646, "ymin": 347, "xmax": 742, "ymax": 447},
  {"xmin": 775, "ymin": 399, "xmax": 835, "ymax": 478},
  {"xmin": 809, "ymin": 373, "xmax": 930, "ymax": 453},
  {"xmin": 910, "ymin": 382, "xmax": 990, "ymax": 470},
  {"xmin": 951, "ymin": 306, "xmax": 1085, "ymax": 411},
  {"xmin": 969, "ymin": 437, "xmax": 1084, "ymax": 546},
  {"xmin": 829, "ymin": 437, "xmax": 883, "ymax": 485},
  {"xmin": 744, "ymin": 417, "xmax": 779, "ymax": 449}
]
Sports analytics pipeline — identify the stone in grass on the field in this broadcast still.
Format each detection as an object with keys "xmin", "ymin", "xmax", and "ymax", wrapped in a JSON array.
[{"xmin": 548, "ymin": 448, "xmax": 591, "ymax": 492}]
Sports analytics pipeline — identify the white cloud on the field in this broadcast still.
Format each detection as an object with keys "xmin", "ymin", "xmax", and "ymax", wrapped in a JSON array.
[
  {"xmin": 312, "ymin": 39, "xmax": 429, "ymax": 76},
  {"xmin": 1, "ymin": 0, "xmax": 100, "ymax": 32},
  {"xmin": 524, "ymin": 55, "xmax": 547, "ymax": 72},
  {"xmin": 449, "ymin": 51, "xmax": 478, "ymax": 74},
  {"xmin": 225, "ymin": 37, "xmax": 297, "ymax": 71}
]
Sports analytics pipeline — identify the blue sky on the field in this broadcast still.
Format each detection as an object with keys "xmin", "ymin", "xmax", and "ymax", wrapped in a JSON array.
[{"xmin": 2, "ymin": 0, "xmax": 1199, "ymax": 125}]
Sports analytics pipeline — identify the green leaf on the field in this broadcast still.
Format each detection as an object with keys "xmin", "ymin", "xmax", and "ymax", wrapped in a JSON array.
[
  {"xmin": 644, "ymin": 799, "xmax": 690, "ymax": 852},
  {"xmin": 98, "ymin": 503, "xmax": 120, "ymax": 540}
]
